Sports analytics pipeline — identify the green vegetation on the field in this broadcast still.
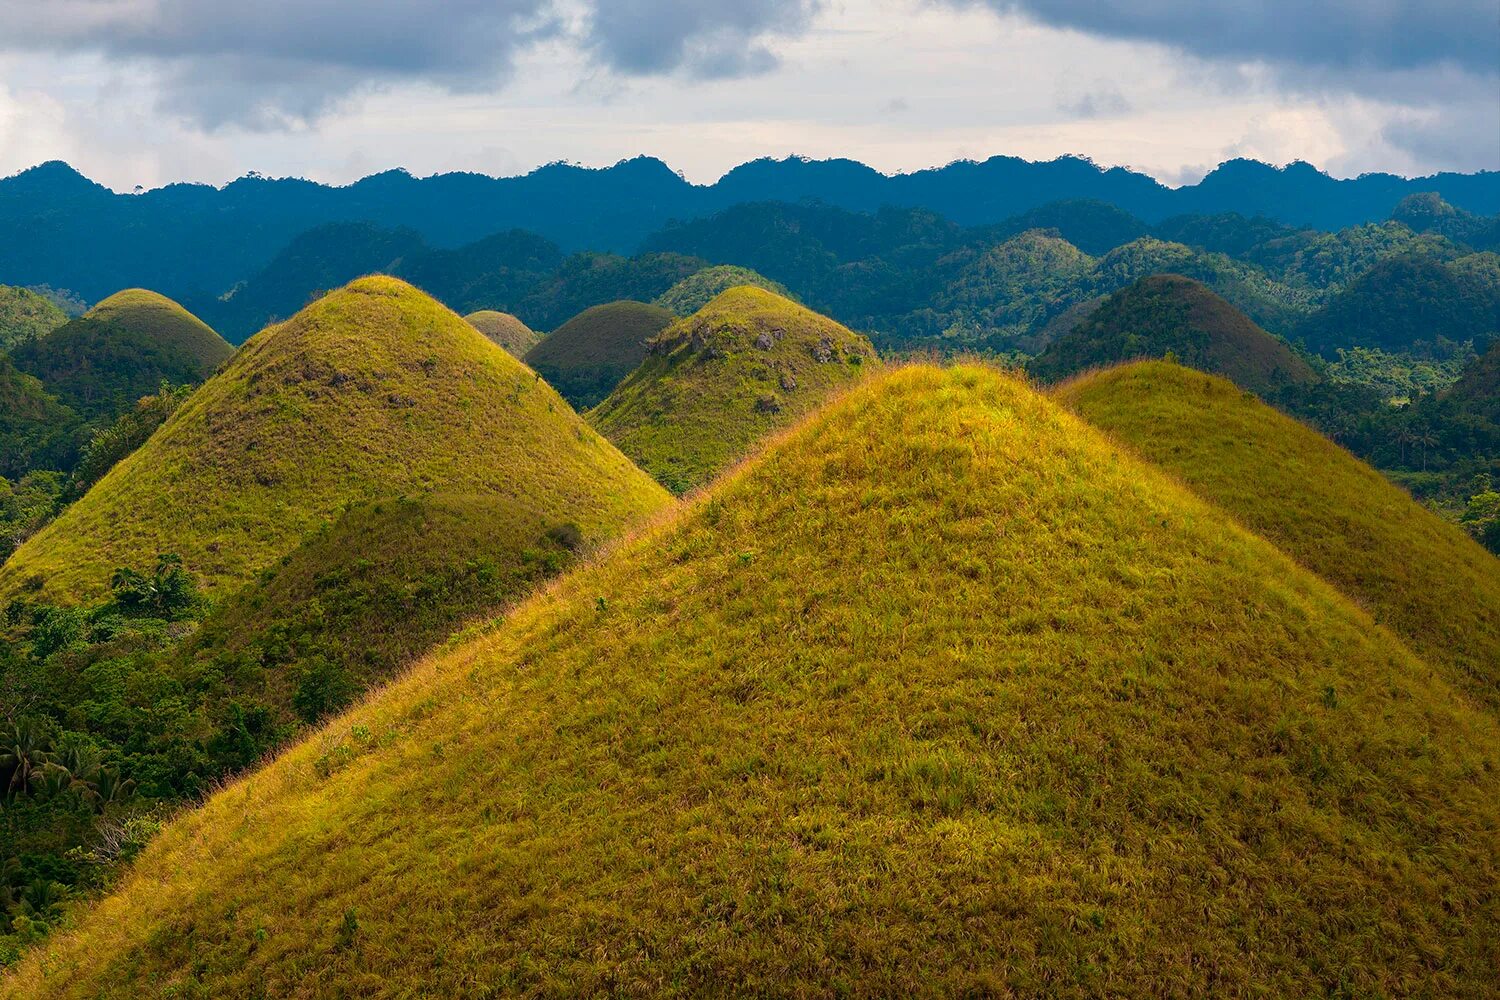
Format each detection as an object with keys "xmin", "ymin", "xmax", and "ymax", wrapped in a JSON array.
[
  {"xmin": 10, "ymin": 290, "xmax": 231, "ymax": 421},
  {"xmin": 0, "ymin": 473, "xmax": 65, "ymax": 564},
  {"xmin": 1058, "ymin": 360, "xmax": 1500, "ymax": 708},
  {"xmin": 1323, "ymin": 344, "xmax": 1476, "ymax": 403},
  {"xmin": 1030, "ymin": 275, "xmax": 1317, "ymax": 395},
  {"xmin": 524, "ymin": 300, "xmax": 675, "ymax": 408},
  {"xmin": 461, "ymin": 310, "xmax": 539, "ymax": 356},
  {"xmin": 0, "ymin": 357, "xmax": 83, "ymax": 481},
  {"xmin": 590, "ymin": 287, "xmax": 878, "ymax": 492},
  {"xmin": 65, "ymin": 383, "xmax": 192, "ymax": 499},
  {"xmin": 653, "ymin": 265, "xmax": 791, "ymax": 316},
  {"xmin": 0, "ymin": 287, "xmax": 68, "ymax": 350},
  {"xmin": 0, "ymin": 277, "xmax": 671, "ymax": 603},
  {"xmin": 1297, "ymin": 254, "xmax": 1500, "ymax": 357},
  {"xmin": 514, "ymin": 252, "xmax": 707, "ymax": 332},
  {"xmin": 7, "ymin": 365, "xmax": 1498, "ymax": 996}
]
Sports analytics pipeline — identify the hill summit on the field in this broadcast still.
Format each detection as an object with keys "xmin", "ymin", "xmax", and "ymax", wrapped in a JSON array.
[
  {"xmin": 10, "ymin": 288, "xmax": 232, "ymax": 419},
  {"xmin": 7, "ymin": 365, "xmax": 1496, "ymax": 997},
  {"xmin": 590, "ymin": 286, "xmax": 878, "ymax": 493},
  {"xmin": 0, "ymin": 276, "xmax": 670, "ymax": 602},
  {"xmin": 1030, "ymin": 274, "xmax": 1316, "ymax": 394},
  {"xmin": 523, "ymin": 300, "xmax": 675, "ymax": 408},
  {"xmin": 462, "ymin": 309, "xmax": 540, "ymax": 356}
]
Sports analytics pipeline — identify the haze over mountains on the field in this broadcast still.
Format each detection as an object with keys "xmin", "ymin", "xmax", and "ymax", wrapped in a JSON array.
[{"xmin": 5, "ymin": 154, "xmax": 1499, "ymax": 307}]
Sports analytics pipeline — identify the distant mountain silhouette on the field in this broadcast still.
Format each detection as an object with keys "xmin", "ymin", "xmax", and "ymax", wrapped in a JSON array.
[{"xmin": 2, "ymin": 155, "xmax": 1496, "ymax": 308}]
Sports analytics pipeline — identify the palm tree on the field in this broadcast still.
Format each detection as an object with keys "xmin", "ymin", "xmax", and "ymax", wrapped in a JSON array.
[
  {"xmin": 0, "ymin": 721, "xmax": 53, "ymax": 799},
  {"xmin": 1418, "ymin": 430, "xmax": 1440, "ymax": 471}
]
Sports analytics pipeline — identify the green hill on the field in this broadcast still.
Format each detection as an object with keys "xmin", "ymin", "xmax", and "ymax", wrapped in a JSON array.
[
  {"xmin": 0, "ymin": 354, "xmax": 83, "ymax": 479},
  {"xmin": 8, "ymin": 365, "xmax": 1498, "ymax": 997},
  {"xmin": 463, "ymin": 310, "xmax": 540, "ymax": 356},
  {"xmin": 1030, "ymin": 275, "xmax": 1317, "ymax": 394},
  {"xmin": 524, "ymin": 300, "xmax": 674, "ymax": 408},
  {"xmin": 1446, "ymin": 338, "xmax": 1499, "ymax": 420},
  {"xmin": 1297, "ymin": 254, "xmax": 1500, "ymax": 357},
  {"xmin": 10, "ymin": 289, "xmax": 232, "ymax": 419},
  {"xmin": 1058, "ymin": 360, "xmax": 1500, "ymax": 710},
  {"xmin": 0, "ymin": 276, "xmax": 670, "ymax": 604},
  {"xmin": 590, "ymin": 287, "xmax": 878, "ymax": 493},
  {"xmin": 0, "ymin": 285, "xmax": 68, "ymax": 350},
  {"xmin": 654, "ymin": 265, "xmax": 792, "ymax": 316}
]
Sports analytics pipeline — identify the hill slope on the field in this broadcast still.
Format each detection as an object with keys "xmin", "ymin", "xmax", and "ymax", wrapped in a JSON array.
[
  {"xmin": 1031, "ymin": 274, "xmax": 1317, "ymax": 394},
  {"xmin": 523, "ymin": 300, "xmax": 674, "ymax": 408},
  {"xmin": 0, "ymin": 353, "xmax": 82, "ymax": 478},
  {"xmin": 7, "ymin": 365, "xmax": 1497, "ymax": 997},
  {"xmin": 462, "ymin": 310, "xmax": 540, "ymax": 355},
  {"xmin": 590, "ymin": 287, "xmax": 878, "ymax": 492},
  {"xmin": 654, "ymin": 265, "xmax": 791, "ymax": 316},
  {"xmin": 1058, "ymin": 360, "xmax": 1500, "ymax": 709},
  {"xmin": 10, "ymin": 289, "xmax": 232, "ymax": 419},
  {"xmin": 0, "ymin": 285, "xmax": 68, "ymax": 349},
  {"xmin": 0, "ymin": 277, "xmax": 670, "ymax": 603}
]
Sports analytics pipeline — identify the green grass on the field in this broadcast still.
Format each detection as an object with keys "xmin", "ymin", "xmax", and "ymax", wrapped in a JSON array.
[
  {"xmin": 9, "ymin": 289, "xmax": 232, "ymax": 420},
  {"xmin": 589, "ymin": 286, "xmax": 879, "ymax": 493},
  {"xmin": 0, "ymin": 276, "xmax": 671, "ymax": 603},
  {"xmin": 1031, "ymin": 275, "xmax": 1317, "ymax": 394},
  {"xmin": 653, "ymin": 265, "xmax": 792, "ymax": 316},
  {"xmin": 523, "ymin": 300, "xmax": 674, "ymax": 408},
  {"xmin": 1058, "ymin": 359, "xmax": 1500, "ymax": 711},
  {"xmin": 7, "ymin": 364, "xmax": 1497, "ymax": 997},
  {"xmin": 462, "ymin": 310, "xmax": 540, "ymax": 356},
  {"xmin": 0, "ymin": 286, "xmax": 68, "ymax": 350}
]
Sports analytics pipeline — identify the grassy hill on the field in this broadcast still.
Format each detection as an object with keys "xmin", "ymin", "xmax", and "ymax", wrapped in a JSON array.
[
  {"xmin": 0, "ymin": 276, "xmax": 670, "ymax": 603},
  {"xmin": 1058, "ymin": 360, "xmax": 1500, "ymax": 710},
  {"xmin": 7, "ymin": 365, "xmax": 1498, "ymax": 997},
  {"xmin": 0, "ymin": 285, "xmax": 68, "ymax": 349},
  {"xmin": 10, "ymin": 289, "xmax": 232, "ymax": 420},
  {"xmin": 590, "ymin": 287, "xmax": 878, "ymax": 493},
  {"xmin": 654, "ymin": 265, "xmax": 791, "ymax": 316},
  {"xmin": 1031, "ymin": 275, "xmax": 1317, "ymax": 394},
  {"xmin": 524, "ymin": 300, "xmax": 674, "ymax": 408},
  {"xmin": 463, "ymin": 310, "xmax": 540, "ymax": 356}
]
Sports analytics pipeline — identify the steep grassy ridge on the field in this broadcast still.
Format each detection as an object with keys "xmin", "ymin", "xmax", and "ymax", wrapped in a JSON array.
[
  {"xmin": 1059, "ymin": 360, "xmax": 1500, "ymax": 710},
  {"xmin": 462, "ymin": 310, "xmax": 540, "ymax": 356},
  {"xmin": 10, "ymin": 289, "xmax": 232, "ymax": 419},
  {"xmin": 0, "ymin": 277, "xmax": 670, "ymax": 602},
  {"xmin": 523, "ymin": 300, "xmax": 675, "ymax": 408},
  {"xmin": 654, "ymin": 265, "xmax": 791, "ymax": 316},
  {"xmin": 590, "ymin": 287, "xmax": 878, "ymax": 492},
  {"xmin": 8, "ymin": 366, "xmax": 1497, "ymax": 997},
  {"xmin": 1031, "ymin": 275, "xmax": 1316, "ymax": 394}
]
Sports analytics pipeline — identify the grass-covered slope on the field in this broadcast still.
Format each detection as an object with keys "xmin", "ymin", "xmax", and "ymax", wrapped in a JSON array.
[
  {"xmin": 0, "ymin": 276, "xmax": 670, "ymax": 603},
  {"xmin": 462, "ymin": 310, "xmax": 540, "ymax": 356},
  {"xmin": 0, "ymin": 285, "xmax": 68, "ymax": 349},
  {"xmin": 1059, "ymin": 360, "xmax": 1500, "ymax": 710},
  {"xmin": 9, "ymin": 366, "xmax": 1498, "ymax": 997},
  {"xmin": 654, "ymin": 265, "xmax": 791, "ymax": 316},
  {"xmin": 590, "ymin": 287, "xmax": 878, "ymax": 493},
  {"xmin": 10, "ymin": 289, "xmax": 233, "ymax": 419},
  {"xmin": 523, "ymin": 300, "xmax": 674, "ymax": 408},
  {"xmin": 1030, "ymin": 274, "xmax": 1317, "ymax": 394}
]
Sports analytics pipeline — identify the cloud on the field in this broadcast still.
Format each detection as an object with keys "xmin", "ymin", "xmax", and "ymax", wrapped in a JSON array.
[
  {"xmin": 950, "ymin": 1, "xmax": 1500, "ymax": 78},
  {"xmin": 0, "ymin": 0, "xmax": 824, "ymax": 129},
  {"xmin": 1056, "ymin": 81, "xmax": 1130, "ymax": 119},
  {"xmin": 584, "ymin": 0, "xmax": 825, "ymax": 78}
]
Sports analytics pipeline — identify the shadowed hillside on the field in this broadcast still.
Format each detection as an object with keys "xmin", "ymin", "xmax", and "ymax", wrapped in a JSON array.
[
  {"xmin": 590, "ymin": 287, "xmax": 878, "ymax": 493},
  {"xmin": 10, "ymin": 289, "xmax": 232, "ymax": 420},
  {"xmin": 1058, "ymin": 360, "xmax": 1500, "ymax": 709},
  {"xmin": 0, "ymin": 277, "xmax": 670, "ymax": 603},
  {"xmin": 1031, "ymin": 275, "xmax": 1317, "ymax": 394},
  {"xmin": 524, "ymin": 300, "xmax": 674, "ymax": 408},
  {"xmin": 463, "ymin": 310, "xmax": 540, "ymax": 356},
  {"xmin": 6, "ymin": 365, "xmax": 1497, "ymax": 997},
  {"xmin": 0, "ymin": 354, "xmax": 82, "ymax": 479}
]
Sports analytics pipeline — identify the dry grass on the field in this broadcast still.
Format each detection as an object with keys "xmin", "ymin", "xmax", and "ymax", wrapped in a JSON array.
[
  {"xmin": 6, "ymin": 364, "xmax": 1497, "ymax": 998},
  {"xmin": 463, "ymin": 310, "xmax": 540, "ymax": 357}
]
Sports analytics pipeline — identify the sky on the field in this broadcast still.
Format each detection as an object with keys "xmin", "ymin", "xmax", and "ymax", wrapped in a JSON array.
[{"xmin": 0, "ymin": 0, "xmax": 1496, "ymax": 192}]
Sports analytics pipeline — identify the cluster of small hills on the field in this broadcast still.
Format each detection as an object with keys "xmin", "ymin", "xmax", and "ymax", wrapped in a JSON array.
[{"xmin": 0, "ymin": 162, "xmax": 1497, "ymax": 994}]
